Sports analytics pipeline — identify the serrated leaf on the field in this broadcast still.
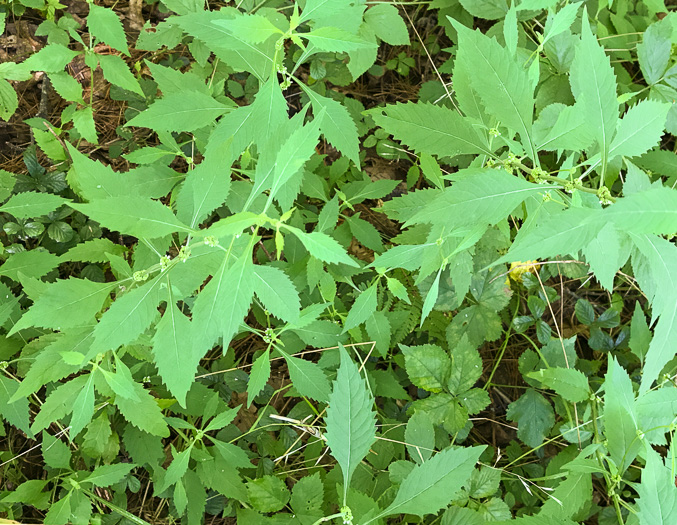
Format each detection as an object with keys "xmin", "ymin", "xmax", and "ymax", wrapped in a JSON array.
[
  {"xmin": 401, "ymin": 343, "xmax": 450, "ymax": 393},
  {"xmin": 246, "ymin": 349, "xmax": 271, "ymax": 404},
  {"xmin": 0, "ymin": 375, "xmax": 31, "ymax": 435},
  {"xmin": 212, "ymin": 14, "xmax": 283, "ymax": 44},
  {"xmin": 408, "ymin": 169, "xmax": 545, "ymax": 228},
  {"xmin": 303, "ymin": 27, "xmax": 376, "ymax": 53},
  {"xmin": 126, "ymin": 92, "xmax": 231, "ymax": 133},
  {"xmin": 506, "ymin": 388, "xmax": 555, "ymax": 448},
  {"xmin": 0, "ymin": 191, "xmax": 68, "ymax": 219},
  {"xmin": 637, "ymin": 17, "xmax": 672, "ymax": 85},
  {"xmin": 368, "ymin": 102, "xmax": 492, "ymax": 158},
  {"xmin": 603, "ymin": 357, "xmax": 639, "ymax": 474},
  {"xmin": 98, "ymin": 54, "xmax": 144, "ymax": 96},
  {"xmin": 252, "ymin": 265, "xmax": 300, "ymax": 323},
  {"xmin": 0, "ymin": 250, "xmax": 60, "ymax": 281},
  {"xmin": 451, "ymin": 19, "xmax": 536, "ymax": 160},
  {"xmin": 82, "ymin": 463, "xmax": 136, "ymax": 487},
  {"xmin": 23, "ymin": 44, "xmax": 79, "ymax": 73},
  {"xmin": 325, "ymin": 345, "xmax": 377, "ymax": 505},
  {"xmin": 191, "ymin": 246, "xmax": 255, "ymax": 355},
  {"xmin": 69, "ymin": 374, "xmax": 95, "ymax": 438},
  {"xmin": 114, "ymin": 381, "xmax": 169, "ymax": 437},
  {"xmin": 365, "ymin": 310, "xmax": 391, "ymax": 357},
  {"xmin": 302, "ymin": 86, "xmax": 360, "ymax": 165},
  {"xmin": 542, "ymin": 2, "xmax": 580, "ymax": 45},
  {"xmin": 364, "ymin": 3, "xmax": 409, "ymax": 45},
  {"xmin": 88, "ymin": 4, "xmax": 129, "ymax": 54},
  {"xmin": 71, "ymin": 197, "xmax": 192, "ymax": 238},
  {"xmin": 344, "ymin": 284, "xmax": 378, "ymax": 332},
  {"xmin": 372, "ymin": 446, "xmax": 485, "ymax": 521},
  {"xmin": 447, "ymin": 335, "xmax": 482, "ymax": 395},
  {"xmin": 528, "ymin": 367, "xmax": 589, "ymax": 403},
  {"xmin": 280, "ymin": 349, "xmax": 330, "ymax": 403},
  {"xmin": 287, "ymin": 227, "xmax": 358, "ymax": 267},
  {"xmin": 405, "ymin": 410, "xmax": 434, "ymax": 464},
  {"xmin": 153, "ymin": 292, "xmax": 197, "ymax": 407},
  {"xmin": 247, "ymin": 475, "xmax": 290, "ymax": 513},
  {"xmin": 637, "ymin": 446, "xmax": 677, "ymax": 524},
  {"xmin": 9, "ymin": 278, "xmax": 113, "ymax": 335}
]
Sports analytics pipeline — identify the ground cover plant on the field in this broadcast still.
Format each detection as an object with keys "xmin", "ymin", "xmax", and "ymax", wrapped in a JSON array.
[{"xmin": 1, "ymin": 0, "xmax": 677, "ymax": 523}]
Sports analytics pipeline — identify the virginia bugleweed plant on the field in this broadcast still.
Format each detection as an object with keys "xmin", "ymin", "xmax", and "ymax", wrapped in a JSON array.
[{"xmin": 0, "ymin": 0, "xmax": 676, "ymax": 523}]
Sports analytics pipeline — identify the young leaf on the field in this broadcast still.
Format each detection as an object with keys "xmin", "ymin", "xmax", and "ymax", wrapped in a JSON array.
[
  {"xmin": 369, "ymin": 445, "xmax": 485, "ymax": 521},
  {"xmin": 324, "ymin": 345, "xmax": 377, "ymax": 505},
  {"xmin": 343, "ymin": 284, "xmax": 378, "ymax": 332}
]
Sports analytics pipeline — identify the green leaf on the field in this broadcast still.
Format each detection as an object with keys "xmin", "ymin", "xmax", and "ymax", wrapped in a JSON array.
[
  {"xmin": 635, "ymin": 387, "xmax": 677, "ymax": 445},
  {"xmin": 325, "ymin": 345, "xmax": 377, "ymax": 505},
  {"xmin": 68, "ymin": 374, "xmax": 95, "ymax": 438},
  {"xmin": 606, "ymin": 100, "xmax": 670, "ymax": 160},
  {"xmin": 303, "ymin": 27, "xmax": 376, "ymax": 53},
  {"xmin": 0, "ymin": 375, "xmax": 31, "ymax": 435},
  {"xmin": 420, "ymin": 269, "xmax": 441, "ymax": 326},
  {"xmin": 636, "ymin": 445, "xmax": 677, "ymax": 524},
  {"xmin": 93, "ymin": 274, "xmax": 164, "ymax": 351},
  {"xmin": 153, "ymin": 293, "xmax": 197, "ymax": 408},
  {"xmin": 0, "ymin": 79, "xmax": 18, "ymax": 120},
  {"xmin": 247, "ymin": 475, "xmax": 290, "ymax": 513},
  {"xmin": 603, "ymin": 357, "xmax": 639, "ymax": 475},
  {"xmin": 191, "ymin": 246, "xmax": 255, "ymax": 355},
  {"xmin": 568, "ymin": 12, "xmax": 618, "ymax": 173},
  {"xmin": 287, "ymin": 227, "xmax": 359, "ymax": 267},
  {"xmin": 447, "ymin": 335, "xmax": 482, "ymax": 395},
  {"xmin": 44, "ymin": 493, "xmax": 71, "ymax": 525},
  {"xmin": 61, "ymin": 238, "xmax": 127, "ymax": 263},
  {"xmin": 71, "ymin": 197, "xmax": 192, "ymax": 238},
  {"xmin": 365, "ymin": 310, "xmax": 391, "ymax": 357},
  {"xmin": 0, "ymin": 191, "xmax": 69, "ymax": 219},
  {"xmin": 175, "ymin": 142, "xmax": 233, "ymax": 228},
  {"xmin": 451, "ymin": 19, "xmax": 536, "ymax": 161},
  {"xmin": 88, "ymin": 4, "xmax": 129, "ymax": 54},
  {"xmin": 401, "ymin": 343, "xmax": 450, "ymax": 393},
  {"xmin": 126, "ymin": 92, "xmax": 232, "ymax": 132},
  {"xmin": 82, "ymin": 463, "xmax": 136, "ymax": 487},
  {"xmin": 71, "ymin": 106, "xmax": 98, "ymax": 144},
  {"xmin": 246, "ymin": 349, "xmax": 271, "ymax": 404},
  {"xmin": 364, "ymin": 4, "xmax": 409, "ymax": 45},
  {"xmin": 542, "ymin": 2, "xmax": 580, "ymax": 45},
  {"xmin": 506, "ymin": 388, "xmax": 555, "ymax": 448},
  {"xmin": 344, "ymin": 284, "xmax": 378, "ymax": 332},
  {"xmin": 23, "ymin": 44, "xmax": 79, "ymax": 73},
  {"xmin": 156, "ymin": 445, "xmax": 193, "ymax": 494},
  {"xmin": 527, "ymin": 367, "xmax": 589, "ymax": 403},
  {"xmin": 280, "ymin": 349, "xmax": 331, "ymax": 403},
  {"xmin": 458, "ymin": 0, "xmax": 508, "ymax": 20},
  {"xmin": 408, "ymin": 169, "xmax": 545, "ymax": 228},
  {"xmin": 98, "ymin": 54, "xmax": 144, "ymax": 96},
  {"xmin": 290, "ymin": 472, "xmax": 324, "ymax": 524},
  {"xmin": 368, "ymin": 102, "xmax": 492, "ymax": 158},
  {"xmin": 114, "ymin": 381, "xmax": 169, "ymax": 437},
  {"xmin": 405, "ymin": 410, "xmax": 435, "ymax": 463},
  {"xmin": 252, "ymin": 265, "xmax": 300, "ymax": 323},
  {"xmin": 0, "ymin": 250, "xmax": 60, "ymax": 281},
  {"xmin": 629, "ymin": 302, "xmax": 651, "ymax": 364},
  {"xmin": 301, "ymin": 86, "xmax": 360, "ymax": 165},
  {"xmin": 372, "ymin": 446, "xmax": 485, "ymax": 521},
  {"xmin": 9, "ymin": 278, "xmax": 113, "ymax": 335},
  {"xmin": 212, "ymin": 14, "xmax": 283, "ymax": 44},
  {"xmin": 637, "ymin": 17, "xmax": 672, "ymax": 85}
]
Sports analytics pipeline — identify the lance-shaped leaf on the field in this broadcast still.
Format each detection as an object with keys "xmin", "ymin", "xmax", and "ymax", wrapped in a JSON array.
[
  {"xmin": 114, "ymin": 381, "xmax": 169, "ymax": 437},
  {"xmin": 0, "ymin": 250, "xmax": 60, "ymax": 281},
  {"xmin": 286, "ymin": 226, "xmax": 359, "ymax": 267},
  {"xmin": 279, "ymin": 348, "xmax": 330, "ymax": 403},
  {"xmin": 637, "ymin": 446, "xmax": 677, "ymax": 524},
  {"xmin": 608, "ymin": 100, "xmax": 670, "ymax": 159},
  {"xmin": 88, "ymin": 4, "xmax": 129, "ymax": 54},
  {"xmin": 367, "ymin": 445, "xmax": 485, "ymax": 522},
  {"xmin": 153, "ymin": 284, "xmax": 198, "ymax": 407},
  {"xmin": 325, "ymin": 345, "xmax": 377, "ymax": 505},
  {"xmin": 303, "ymin": 27, "xmax": 376, "ymax": 53},
  {"xmin": 408, "ymin": 169, "xmax": 546, "ymax": 228},
  {"xmin": 0, "ymin": 192, "xmax": 69, "ymax": 219},
  {"xmin": 343, "ymin": 284, "xmax": 377, "ymax": 332},
  {"xmin": 569, "ymin": 12, "xmax": 618, "ymax": 172},
  {"xmin": 451, "ymin": 18, "xmax": 536, "ymax": 161},
  {"xmin": 8, "ymin": 278, "xmax": 115, "ymax": 335},
  {"xmin": 368, "ymin": 102, "xmax": 493, "ymax": 158},
  {"xmin": 191, "ymin": 245, "xmax": 255, "ymax": 355},
  {"xmin": 212, "ymin": 14, "xmax": 283, "ymax": 44},
  {"xmin": 0, "ymin": 375, "xmax": 31, "ymax": 435},
  {"xmin": 252, "ymin": 265, "xmax": 300, "ymax": 323}
]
